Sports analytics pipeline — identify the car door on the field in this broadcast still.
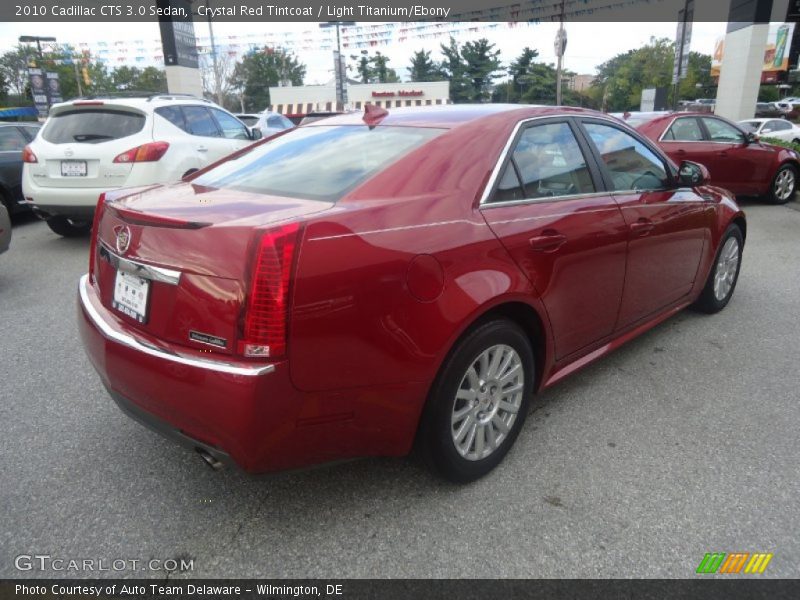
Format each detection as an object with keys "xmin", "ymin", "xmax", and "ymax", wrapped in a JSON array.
[
  {"xmin": 761, "ymin": 118, "xmax": 795, "ymax": 142},
  {"xmin": 181, "ymin": 105, "xmax": 230, "ymax": 163},
  {"xmin": 480, "ymin": 118, "xmax": 629, "ymax": 361},
  {"xmin": 657, "ymin": 115, "xmax": 719, "ymax": 172},
  {"xmin": 0, "ymin": 126, "xmax": 30, "ymax": 207},
  {"xmin": 699, "ymin": 116, "xmax": 772, "ymax": 195},
  {"xmin": 578, "ymin": 119, "xmax": 711, "ymax": 328},
  {"xmin": 209, "ymin": 108, "xmax": 253, "ymax": 153}
]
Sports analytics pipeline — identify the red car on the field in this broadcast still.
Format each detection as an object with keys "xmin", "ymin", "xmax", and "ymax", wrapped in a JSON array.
[
  {"xmin": 78, "ymin": 105, "xmax": 746, "ymax": 482},
  {"xmin": 629, "ymin": 111, "xmax": 799, "ymax": 204}
]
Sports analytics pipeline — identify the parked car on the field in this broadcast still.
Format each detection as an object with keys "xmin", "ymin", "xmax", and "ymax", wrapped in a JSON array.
[
  {"xmin": 252, "ymin": 111, "xmax": 295, "ymax": 137},
  {"xmin": 754, "ymin": 102, "xmax": 787, "ymax": 118},
  {"xmin": 234, "ymin": 113, "xmax": 261, "ymax": 127},
  {"xmin": 22, "ymin": 94, "xmax": 262, "ymax": 237},
  {"xmin": 774, "ymin": 101, "xmax": 800, "ymax": 120},
  {"xmin": 739, "ymin": 117, "xmax": 800, "ymax": 143},
  {"xmin": 0, "ymin": 202, "xmax": 10, "ymax": 255},
  {"xmin": 0, "ymin": 122, "xmax": 40, "ymax": 215},
  {"xmin": 78, "ymin": 105, "xmax": 746, "ymax": 482},
  {"xmin": 298, "ymin": 111, "xmax": 345, "ymax": 126},
  {"xmin": 633, "ymin": 112, "xmax": 800, "ymax": 204}
]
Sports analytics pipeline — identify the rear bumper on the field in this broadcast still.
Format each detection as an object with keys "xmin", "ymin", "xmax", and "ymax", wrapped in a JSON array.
[
  {"xmin": 77, "ymin": 274, "xmax": 415, "ymax": 472},
  {"xmin": 21, "ymin": 180, "xmax": 115, "ymax": 220}
]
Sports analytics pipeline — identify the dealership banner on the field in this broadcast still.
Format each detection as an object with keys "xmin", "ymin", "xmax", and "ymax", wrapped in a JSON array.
[
  {"xmin": 3, "ymin": 579, "xmax": 800, "ymax": 599},
  {"xmin": 26, "ymin": 68, "xmax": 49, "ymax": 118},
  {"xmin": 5, "ymin": 0, "xmax": 744, "ymax": 22},
  {"xmin": 711, "ymin": 22, "xmax": 797, "ymax": 83}
]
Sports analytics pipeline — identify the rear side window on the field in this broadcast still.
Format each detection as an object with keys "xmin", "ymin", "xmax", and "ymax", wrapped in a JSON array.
[
  {"xmin": 155, "ymin": 106, "xmax": 187, "ymax": 131},
  {"xmin": 194, "ymin": 125, "xmax": 443, "ymax": 201},
  {"xmin": 43, "ymin": 109, "xmax": 145, "ymax": 144},
  {"xmin": 182, "ymin": 106, "xmax": 220, "ymax": 137},
  {"xmin": 0, "ymin": 127, "xmax": 29, "ymax": 151},
  {"xmin": 663, "ymin": 118, "xmax": 704, "ymax": 141}
]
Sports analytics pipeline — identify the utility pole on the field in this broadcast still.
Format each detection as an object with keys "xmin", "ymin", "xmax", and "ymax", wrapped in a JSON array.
[
  {"xmin": 554, "ymin": 0, "xmax": 567, "ymax": 105},
  {"xmin": 19, "ymin": 35, "xmax": 56, "ymax": 66},
  {"xmin": 207, "ymin": 0, "xmax": 222, "ymax": 104},
  {"xmin": 320, "ymin": 21, "xmax": 355, "ymax": 106}
]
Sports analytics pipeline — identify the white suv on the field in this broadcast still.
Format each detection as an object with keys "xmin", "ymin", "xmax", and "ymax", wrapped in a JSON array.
[{"xmin": 22, "ymin": 94, "xmax": 260, "ymax": 236}]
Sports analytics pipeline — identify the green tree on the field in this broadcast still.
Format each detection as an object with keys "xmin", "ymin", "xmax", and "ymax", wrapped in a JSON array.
[
  {"xmin": 372, "ymin": 53, "xmax": 400, "ymax": 83},
  {"xmin": 408, "ymin": 50, "xmax": 442, "ymax": 82},
  {"xmin": 353, "ymin": 55, "xmax": 371, "ymax": 83},
  {"xmin": 135, "ymin": 66, "xmax": 167, "ymax": 93},
  {"xmin": 460, "ymin": 39, "xmax": 502, "ymax": 102},
  {"xmin": 591, "ymin": 37, "xmax": 713, "ymax": 111},
  {"xmin": 0, "ymin": 45, "xmax": 35, "ymax": 97},
  {"xmin": 506, "ymin": 47, "xmax": 540, "ymax": 102},
  {"xmin": 229, "ymin": 47, "xmax": 305, "ymax": 111},
  {"xmin": 440, "ymin": 37, "xmax": 470, "ymax": 103}
]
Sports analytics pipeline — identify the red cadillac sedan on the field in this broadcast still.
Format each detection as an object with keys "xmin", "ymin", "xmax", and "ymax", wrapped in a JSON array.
[
  {"xmin": 629, "ymin": 111, "xmax": 800, "ymax": 204},
  {"xmin": 78, "ymin": 105, "xmax": 746, "ymax": 482}
]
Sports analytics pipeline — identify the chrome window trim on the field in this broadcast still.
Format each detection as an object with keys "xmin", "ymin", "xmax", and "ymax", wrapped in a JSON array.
[
  {"xmin": 479, "ymin": 113, "xmax": 627, "ymax": 207},
  {"xmin": 480, "ymin": 190, "xmax": 611, "ymax": 209},
  {"xmin": 99, "ymin": 242, "xmax": 181, "ymax": 286},
  {"xmin": 78, "ymin": 274, "xmax": 274, "ymax": 377}
]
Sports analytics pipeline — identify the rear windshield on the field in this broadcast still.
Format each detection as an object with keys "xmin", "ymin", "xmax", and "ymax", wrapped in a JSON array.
[
  {"xmin": 194, "ymin": 125, "xmax": 444, "ymax": 201},
  {"xmin": 43, "ymin": 109, "xmax": 146, "ymax": 144}
]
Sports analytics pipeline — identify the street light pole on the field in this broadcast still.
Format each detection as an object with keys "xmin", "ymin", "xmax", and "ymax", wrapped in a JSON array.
[
  {"xmin": 320, "ymin": 21, "xmax": 356, "ymax": 106},
  {"xmin": 554, "ymin": 0, "xmax": 567, "ymax": 105},
  {"xmin": 19, "ymin": 35, "xmax": 56, "ymax": 66}
]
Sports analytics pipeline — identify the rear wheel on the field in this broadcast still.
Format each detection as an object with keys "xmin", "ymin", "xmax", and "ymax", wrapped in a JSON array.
[
  {"xmin": 46, "ymin": 215, "xmax": 90, "ymax": 237},
  {"xmin": 767, "ymin": 164, "xmax": 797, "ymax": 204},
  {"xmin": 418, "ymin": 319, "xmax": 534, "ymax": 483},
  {"xmin": 693, "ymin": 225, "xmax": 743, "ymax": 314}
]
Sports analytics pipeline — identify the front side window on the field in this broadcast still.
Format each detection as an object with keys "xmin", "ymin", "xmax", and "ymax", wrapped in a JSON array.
[
  {"xmin": 182, "ymin": 106, "xmax": 220, "ymax": 138},
  {"xmin": 490, "ymin": 122, "xmax": 595, "ymax": 203},
  {"xmin": 768, "ymin": 119, "xmax": 792, "ymax": 132},
  {"xmin": 663, "ymin": 118, "xmax": 704, "ymax": 141},
  {"xmin": 211, "ymin": 108, "xmax": 249, "ymax": 140},
  {"xmin": 583, "ymin": 122, "xmax": 669, "ymax": 192},
  {"xmin": 193, "ymin": 125, "xmax": 443, "ymax": 201},
  {"xmin": 702, "ymin": 118, "xmax": 745, "ymax": 143},
  {"xmin": 43, "ymin": 109, "xmax": 145, "ymax": 144}
]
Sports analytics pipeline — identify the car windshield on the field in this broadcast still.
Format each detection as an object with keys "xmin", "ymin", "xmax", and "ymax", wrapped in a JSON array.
[
  {"xmin": 193, "ymin": 125, "xmax": 444, "ymax": 201},
  {"xmin": 42, "ymin": 108, "xmax": 145, "ymax": 144}
]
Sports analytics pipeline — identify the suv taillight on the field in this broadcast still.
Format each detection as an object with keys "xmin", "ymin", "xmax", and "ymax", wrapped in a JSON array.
[
  {"xmin": 113, "ymin": 141, "xmax": 169, "ymax": 163},
  {"xmin": 22, "ymin": 145, "xmax": 37, "ymax": 163},
  {"xmin": 238, "ymin": 223, "xmax": 301, "ymax": 359},
  {"xmin": 88, "ymin": 193, "xmax": 106, "ymax": 284}
]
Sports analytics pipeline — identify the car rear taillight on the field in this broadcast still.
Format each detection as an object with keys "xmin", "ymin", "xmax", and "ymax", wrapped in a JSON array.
[
  {"xmin": 88, "ymin": 193, "xmax": 106, "ymax": 284},
  {"xmin": 113, "ymin": 141, "xmax": 169, "ymax": 163},
  {"xmin": 238, "ymin": 223, "xmax": 301, "ymax": 359},
  {"xmin": 22, "ymin": 145, "xmax": 37, "ymax": 163}
]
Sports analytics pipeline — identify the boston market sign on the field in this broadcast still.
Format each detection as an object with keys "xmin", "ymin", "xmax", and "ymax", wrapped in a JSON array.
[{"xmin": 371, "ymin": 90, "xmax": 425, "ymax": 98}]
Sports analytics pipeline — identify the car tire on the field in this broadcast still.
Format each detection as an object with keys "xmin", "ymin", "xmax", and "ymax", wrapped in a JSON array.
[
  {"xmin": 792, "ymin": 138, "xmax": 800, "ymax": 145},
  {"xmin": 418, "ymin": 319, "xmax": 534, "ymax": 483},
  {"xmin": 46, "ymin": 215, "xmax": 90, "ymax": 237},
  {"xmin": 767, "ymin": 163, "xmax": 797, "ymax": 204},
  {"xmin": 692, "ymin": 225, "xmax": 744, "ymax": 314}
]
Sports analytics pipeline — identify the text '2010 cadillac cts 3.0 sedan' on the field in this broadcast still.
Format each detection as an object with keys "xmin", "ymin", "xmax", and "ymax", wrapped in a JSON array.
[{"xmin": 78, "ymin": 105, "xmax": 746, "ymax": 482}]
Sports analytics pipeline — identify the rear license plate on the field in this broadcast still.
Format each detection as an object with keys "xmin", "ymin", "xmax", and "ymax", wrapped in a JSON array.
[
  {"xmin": 61, "ymin": 160, "xmax": 87, "ymax": 177},
  {"xmin": 112, "ymin": 270, "xmax": 150, "ymax": 323}
]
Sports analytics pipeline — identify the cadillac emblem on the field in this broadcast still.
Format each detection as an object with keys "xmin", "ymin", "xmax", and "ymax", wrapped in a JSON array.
[{"xmin": 114, "ymin": 225, "xmax": 131, "ymax": 254}]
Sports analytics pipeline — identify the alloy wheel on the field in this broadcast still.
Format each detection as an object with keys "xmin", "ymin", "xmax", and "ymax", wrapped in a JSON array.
[
  {"xmin": 774, "ymin": 168, "xmax": 796, "ymax": 202},
  {"xmin": 713, "ymin": 237, "xmax": 740, "ymax": 301}
]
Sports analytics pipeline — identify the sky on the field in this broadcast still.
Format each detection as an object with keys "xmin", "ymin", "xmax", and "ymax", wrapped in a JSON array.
[{"xmin": 0, "ymin": 21, "xmax": 728, "ymax": 84}]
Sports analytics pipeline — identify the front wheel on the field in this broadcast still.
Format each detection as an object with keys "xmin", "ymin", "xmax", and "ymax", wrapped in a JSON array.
[
  {"xmin": 693, "ymin": 225, "xmax": 743, "ymax": 314},
  {"xmin": 46, "ymin": 215, "xmax": 90, "ymax": 237},
  {"xmin": 418, "ymin": 319, "xmax": 534, "ymax": 483},
  {"xmin": 767, "ymin": 164, "xmax": 797, "ymax": 204}
]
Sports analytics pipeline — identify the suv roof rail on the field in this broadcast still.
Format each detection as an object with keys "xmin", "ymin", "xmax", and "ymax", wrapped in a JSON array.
[{"xmin": 70, "ymin": 92, "xmax": 213, "ymax": 103}]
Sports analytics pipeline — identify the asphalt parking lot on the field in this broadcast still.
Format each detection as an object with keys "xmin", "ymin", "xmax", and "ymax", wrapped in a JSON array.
[{"xmin": 1, "ymin": 198, "xmax": 799, "ymax": 579}]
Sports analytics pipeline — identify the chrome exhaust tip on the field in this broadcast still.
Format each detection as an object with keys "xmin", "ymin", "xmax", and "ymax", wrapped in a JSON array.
[{"xmin": 196, "ymin": 448, "xmax": 223, "ymax": 471}]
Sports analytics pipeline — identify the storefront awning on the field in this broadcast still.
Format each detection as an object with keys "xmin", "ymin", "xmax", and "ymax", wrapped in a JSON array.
[{"xmin": 269, "ymin": 98, "xmax": 451, "ymax": 117}]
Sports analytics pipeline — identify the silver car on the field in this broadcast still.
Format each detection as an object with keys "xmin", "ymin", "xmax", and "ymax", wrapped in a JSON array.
[{"xmin": 0, "ymin": 203, "xmax": 10, "ymax": 255}]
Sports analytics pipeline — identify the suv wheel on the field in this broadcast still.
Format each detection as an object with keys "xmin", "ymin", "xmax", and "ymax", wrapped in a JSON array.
[{"xmin": 46, "ymin": 216, "xmax": 90, "ymax": 237}]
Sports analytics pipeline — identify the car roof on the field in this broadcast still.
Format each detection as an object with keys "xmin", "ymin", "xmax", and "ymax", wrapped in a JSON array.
[
  {"xmin": 305, "ymin": 104, "xmax": 608, "ymax": 129},
  {"xmin": 50, "ymin": 95, "xmax": 224, "ymax": 113}
]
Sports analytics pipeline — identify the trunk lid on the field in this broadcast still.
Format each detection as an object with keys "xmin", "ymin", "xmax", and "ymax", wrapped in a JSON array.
[{"xmin": 93, "ymin": 182, "xmax": 333, "ymax": 354}]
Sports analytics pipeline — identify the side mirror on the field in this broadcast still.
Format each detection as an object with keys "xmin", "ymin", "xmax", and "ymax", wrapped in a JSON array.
[
  {"xmin": 678, "ymin": 160, "xmax": 709, "ymax": 187},
  {"xmin": 746, "ymin": 131, "xmax": 760, "ymax": 144},
  {"xmin": 249, "ymin": 127, "xmax": 262, "ymax": 141}
]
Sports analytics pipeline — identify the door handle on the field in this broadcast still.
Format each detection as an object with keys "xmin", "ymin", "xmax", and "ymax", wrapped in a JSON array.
[
  {"xmin": 529, "ymin": 230, "xmax": 567, "ymax": 252},
  {"xmin": 675, "ymin": 149, "xmax": 686, "ymax": 155},
  {"xmin": 717, "ymin": 151, "xmax": 728, "ymax": 157},
  {"xmin": 197, "ymin": 146, "xmax": 208, "ymax": 152},
  {"xmin": 629, "ymin": 218, "xmax": 655, "ymax": 236}
]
